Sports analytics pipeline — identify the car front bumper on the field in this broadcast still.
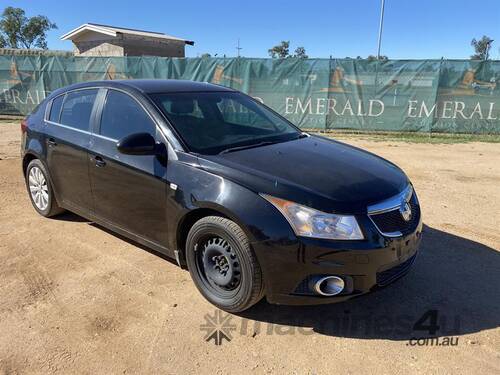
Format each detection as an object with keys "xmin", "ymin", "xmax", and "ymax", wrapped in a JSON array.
[{"xmin": 252, "ymin": 216, "xmax": 423, "ymax": 305}]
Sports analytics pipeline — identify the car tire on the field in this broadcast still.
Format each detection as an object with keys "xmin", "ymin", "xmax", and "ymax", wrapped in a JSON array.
[
  {"xmin": 25, "ymin": 159, "xmax": 65, "ymax": 218},
  {"xmin": 186, "ymin": 216, "xmax": 264, "ymax": 312}
]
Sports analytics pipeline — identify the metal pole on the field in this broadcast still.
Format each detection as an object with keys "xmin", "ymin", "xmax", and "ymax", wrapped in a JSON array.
[
  {"xmin": 236, "ymin": 38, "xmax": 242, "ymax": 58},
  {"xmin": 377, "ymin": 0, "xmax": 386, "ymax": 59}
]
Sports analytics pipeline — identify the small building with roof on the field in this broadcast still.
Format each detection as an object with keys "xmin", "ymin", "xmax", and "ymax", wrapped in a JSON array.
[{"xmin": 61, "ymin": 23, "xmax": 194, "ymax": 57}]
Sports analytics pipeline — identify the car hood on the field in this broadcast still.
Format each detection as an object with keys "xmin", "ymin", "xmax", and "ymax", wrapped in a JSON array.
[{"xmin": 197, "ymin": 135, "xmax": 409, "ymax": 214}]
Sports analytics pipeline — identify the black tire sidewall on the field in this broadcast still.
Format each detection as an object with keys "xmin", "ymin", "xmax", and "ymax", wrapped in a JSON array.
[{"xmin": 186, "ymin": 217, "xmax": 261, "ymax": 312}]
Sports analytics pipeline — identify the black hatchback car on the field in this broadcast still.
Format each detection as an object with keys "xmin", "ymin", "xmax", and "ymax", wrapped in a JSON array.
[{"xmin": 21, "ymin": 79, "xmax": 422, "ymax": 312}]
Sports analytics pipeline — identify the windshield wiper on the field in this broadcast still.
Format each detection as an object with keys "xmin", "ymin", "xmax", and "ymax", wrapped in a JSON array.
[
  {"xmin": 219, "ymin": 141, "xmax": 277, "ymax": 155},
  {"xmin": 296, "ymin": 132, "xmax": 309, "ymax": 139},
  {"xmin": 218, "ymin": 132, "xmax": 306, "ymax": 155}
]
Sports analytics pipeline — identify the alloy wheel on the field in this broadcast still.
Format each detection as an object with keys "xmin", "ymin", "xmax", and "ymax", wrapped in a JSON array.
[{"xmin": 28, "ymin": 166, "xmax": 49, "ymax": 211}]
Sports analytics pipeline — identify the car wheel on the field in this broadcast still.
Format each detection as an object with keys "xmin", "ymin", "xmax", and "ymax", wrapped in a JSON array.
[
  {"xmin": 185, "ymin": 216, "xmax": 264, "ymax": 312},
  {"xmin": 25, "ymin": 159, "xmax": 65, "ymax": 217}
]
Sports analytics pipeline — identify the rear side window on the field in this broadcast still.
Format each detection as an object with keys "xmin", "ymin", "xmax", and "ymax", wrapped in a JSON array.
[
  {"xmin": 60, "ymin": 89, "xmax": 98, "ymax": 131},
  {"xmin": 100, "ymin": 90, "xmax": 155, "ymax": 140},
  {"xmin": 48, "ymin": 95, "xmax": 64, "ymax": 122}
]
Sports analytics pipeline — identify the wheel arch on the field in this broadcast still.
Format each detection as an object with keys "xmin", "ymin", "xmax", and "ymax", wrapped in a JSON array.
[
  {"xmin": 22, "ymin": 152, "xmax": 62, "ymax": 207},
  {"xmin": 176, "ymin": 205, "xmax": 248, "ymax": 261},
  {"xmin": 22, "ymin": 152, "xmax": 39, "ymax": 176}
]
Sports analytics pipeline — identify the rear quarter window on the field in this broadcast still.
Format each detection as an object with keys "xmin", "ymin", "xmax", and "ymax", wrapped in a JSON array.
[{"xmin": 48, "ymin": 95, "xmax": 64, "ymax": 123}]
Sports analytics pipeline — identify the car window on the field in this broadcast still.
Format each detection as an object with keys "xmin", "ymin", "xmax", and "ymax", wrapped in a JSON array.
[
  {"xmin": 217, "ymin": 97, "xmax": 275, "ymax": 131},
  {"xmin": 48, "ymin": 95, "xmax": 64, "ymax": 123},
  {"xmin": 60, "ymin": 89, "xmax": 98, "ymax": 131},
  {"xmin": 160, "ymin": 98, "xmax": 205, "ymax": 119},
  {"xmin": 100, "ymin": 90, "xmax": 155, "ymax": 140},
  {"xmin": 151, "ymin": 92, "xmax": 300, "ymax": 154}
]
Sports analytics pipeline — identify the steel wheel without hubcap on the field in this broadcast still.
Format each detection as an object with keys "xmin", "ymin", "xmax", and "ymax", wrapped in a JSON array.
[
  {"xmin": 185, "ymin": 216, "xmax": 264, "ymax": 312},
  {"xmin": 28, "ymin": 166, "xmax": 49, "ymax": 211},
  {"xmin": 196, "ymin": 236, "xmax": 242, "ymax": 295}
]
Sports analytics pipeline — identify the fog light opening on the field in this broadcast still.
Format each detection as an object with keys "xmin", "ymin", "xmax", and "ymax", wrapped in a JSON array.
[{"xmin": 313, "ymin": 276, "xmax": 345, "ymax": 296}]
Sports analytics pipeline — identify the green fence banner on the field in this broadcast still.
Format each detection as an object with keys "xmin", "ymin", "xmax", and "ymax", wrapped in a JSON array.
[{"xmin": 1, "ymin": 55, "xmax": 499, "ymax": 133}]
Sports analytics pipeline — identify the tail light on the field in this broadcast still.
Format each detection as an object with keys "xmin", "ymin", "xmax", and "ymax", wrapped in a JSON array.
[{"xmin": 21, "ymin": 118, "xmax": 27, "ymax": 133}]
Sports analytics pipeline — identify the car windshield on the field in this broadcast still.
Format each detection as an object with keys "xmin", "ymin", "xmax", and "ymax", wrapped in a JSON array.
[{"xmin": 150, "ymin": 91, "xmax": 301, "ymax": 154}]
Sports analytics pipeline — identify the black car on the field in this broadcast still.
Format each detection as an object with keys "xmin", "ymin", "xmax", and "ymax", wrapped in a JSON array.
[{"xmin": 21, "ymin": 79, "xmax": 422, "ymax": 312}]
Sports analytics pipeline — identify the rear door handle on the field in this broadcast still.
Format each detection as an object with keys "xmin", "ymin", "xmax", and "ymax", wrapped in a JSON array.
[
  {"xmin": 47, "ymin": 138, "xmax": 57, "ymax": 147},
  {"xmin": 94, "ymin": 155, "xmax": 106, "ymax": 168}
]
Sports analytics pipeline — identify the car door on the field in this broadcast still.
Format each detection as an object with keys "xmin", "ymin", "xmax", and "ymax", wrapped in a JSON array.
[
  {"xmin": 89, "ymin": 88, "xmax": 168, "ymax": 247},
  {"xmin": 44, "ymin": 89, "xmax": 98, "ymax": 214}
]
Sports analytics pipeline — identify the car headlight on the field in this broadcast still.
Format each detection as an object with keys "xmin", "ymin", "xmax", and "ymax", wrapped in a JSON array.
[{"xmin": 261, "ymin": 194, "xmax": 364, "ymax": 240}]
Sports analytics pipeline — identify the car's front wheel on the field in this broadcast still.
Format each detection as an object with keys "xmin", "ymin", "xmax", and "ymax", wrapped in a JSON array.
[
  {"xmin": 25, "ymin": 159, "xmax": 64, "ymax": 217},
  {"xmin": 185, "ymin": 216, "xmax": 264, "ymax": 312}
]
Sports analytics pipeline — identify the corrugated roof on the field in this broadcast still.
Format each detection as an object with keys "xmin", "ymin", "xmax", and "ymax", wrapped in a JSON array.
[{"xmin": 61, "ymin": 23, "xmax": 194, "ymax": 45}]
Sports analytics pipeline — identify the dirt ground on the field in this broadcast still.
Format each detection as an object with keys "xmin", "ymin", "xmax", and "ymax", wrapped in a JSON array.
[{"xmin": 0, "ymin": 121, "xmax": 498, "ymax": 374}]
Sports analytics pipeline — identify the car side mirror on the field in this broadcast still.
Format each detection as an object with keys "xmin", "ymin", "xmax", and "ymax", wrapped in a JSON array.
[{"xmin": 116, "ymin": 132, "xmax": 157, "ymax": 155}]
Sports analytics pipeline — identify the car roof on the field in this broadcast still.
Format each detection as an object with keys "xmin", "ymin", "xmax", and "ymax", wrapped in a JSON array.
[
  {"xmin": 50, "ymin": 79, "xmax": 235, "ymax": 97},
  {"xmin": 116, "ymin": 79, "xmax": 235, "ymax": 94}
]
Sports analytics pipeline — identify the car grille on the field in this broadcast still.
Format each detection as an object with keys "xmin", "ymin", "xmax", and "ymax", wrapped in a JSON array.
[
  {"xmin": 369, "ymin": 192, "xmax": 420, "ymax": 236},
  {"xmin": 376, "ymin": 253, "xmax": 417, "ymax": 286}
]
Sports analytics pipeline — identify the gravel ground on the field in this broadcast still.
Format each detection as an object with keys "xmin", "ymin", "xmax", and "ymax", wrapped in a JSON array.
[{"xmin": 0, "ymin": 121, "xmax": 499, "ymax": 374}]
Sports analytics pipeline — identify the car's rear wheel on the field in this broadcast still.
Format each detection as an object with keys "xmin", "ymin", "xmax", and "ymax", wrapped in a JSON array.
[
  {"xmin": 25, "ymin": 159, "xmax": 64, "ymax": 217},
  {"xmin": 185, "ymin": 216, "xmax": 264, "ymax": 312}
]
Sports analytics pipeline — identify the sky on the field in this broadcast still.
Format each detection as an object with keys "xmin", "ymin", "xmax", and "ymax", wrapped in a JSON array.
[{"xmin": 2, "ymin": 0, "xmax": 499, "ymax": 59}]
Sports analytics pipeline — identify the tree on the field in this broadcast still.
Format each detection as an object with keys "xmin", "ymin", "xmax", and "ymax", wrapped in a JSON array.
[
  {"xmin": 470, "ymin": 35, "xmax": 494, "ymax": 60},
  {"xmin": 294, "ymin": 46, "xmax": 308, "ymax": 58},
  {"xmin": 0, "ymin": 7, "xmax": 57, "ymax": 49},
  {"xmin": 268, "ymin": 41, "xmax": 290, "ymax": 58},
  {"xmin": 200, "ymin": 53, "xmax": 211, "ymax": 58},
  {"xmin": 367, "ymin": 55, "xmax": 388, "ymax": 62}
]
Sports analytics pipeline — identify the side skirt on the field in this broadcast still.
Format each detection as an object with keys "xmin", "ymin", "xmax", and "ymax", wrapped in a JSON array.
[{"xmin": 61, "ymin": 203, "xmax": 178, "ymax": 264}]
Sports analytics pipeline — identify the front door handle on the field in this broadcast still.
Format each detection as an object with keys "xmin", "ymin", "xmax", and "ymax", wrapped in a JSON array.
[
  {"xmin": 47, "ymin": 138, "xmax": 57, "ymax": 147},
  {"xmin": 94, "ymin": 155, "xmax": 106, "ymax": 168}
]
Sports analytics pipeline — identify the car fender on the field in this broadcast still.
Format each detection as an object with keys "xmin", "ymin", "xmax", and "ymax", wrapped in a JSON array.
[
  {"xmin": 167, "ymin": 160, "xmax": 296, "ymax": 249},
  {"xmin": 23, "ymin": 137, "xmax": 63, "ymax": 205}
]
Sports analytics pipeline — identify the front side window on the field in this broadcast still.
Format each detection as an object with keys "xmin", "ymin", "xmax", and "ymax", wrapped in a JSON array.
[
  {"xmin": 48, "ymin": 95, "xmax": 64, "ymax": 123},
  {"xmin": 60, "ymin": 89, "xmax": 98, "ymax": 131},
  {"xmin": 150, "ymin": 92, "xmax": 300, "ymax": 154},
  {"xmin": 100, "ymin": 90, "xmax": 156, "ymax": 140}
]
